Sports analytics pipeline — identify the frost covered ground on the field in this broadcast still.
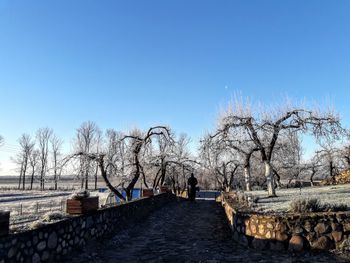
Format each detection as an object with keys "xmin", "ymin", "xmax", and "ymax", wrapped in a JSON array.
[
  {"xmin": 246, "ymin": 184, "xmax": 350, "ymax": 212},
  {"xmin": 0, "ymin": 190, "xmax": 72, "ymax": 228}
]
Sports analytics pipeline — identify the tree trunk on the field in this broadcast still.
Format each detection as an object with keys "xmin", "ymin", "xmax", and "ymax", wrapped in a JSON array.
[
  {"xmin": 330, "ymin": 161, "xmax": 334, "ymax": 178},
  {"xmin": 125, "ymin": 188, "xmax": 133, "ymax": 201},
  {"xmin": 53, "ymin": 157, "xmax": 58, "ymax": 190},
  {"xmin": 244, "ymin": 166, "xmax": 251, "ymax": 191},
  {"xmin": 85, "ymin": 172, "xmax": 89, "ymax": 190},
  {"xmin": 54, "ymin": 174, "xmax": 57, "ymax": 190},
  {"xmin": 18, "ymin": 172, "xmax": 22, "ymax": 190},
  {"xmin": 265, "ymin": 161, "xmax": 276, "ymax": 197},
  {"xmin": 98, "ymin": 167, "xmax": 125, "ymax": 201},
  {"xmin": 22, "ymin": 162, "xmax": 27, "ymax": 190},
  {"xmin": 310, "ymin": 170, "xmax": 316, "ymax": 187},
  {"xmin": 30, "ymin": 170, "xmax": 34, "ymax": 190},
  {"xmin": 94, "ymin": 164, "xmax": 98, "ymax": 190}
]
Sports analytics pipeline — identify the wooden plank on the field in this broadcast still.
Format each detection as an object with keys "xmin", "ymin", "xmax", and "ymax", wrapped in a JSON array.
[
  {"xmin": 142, "ymin": 189, "xmax": 154, "ymax": 197},
  {"xmin": 66, "ymin": 197, "xmax": 99, "ymax": 215}
]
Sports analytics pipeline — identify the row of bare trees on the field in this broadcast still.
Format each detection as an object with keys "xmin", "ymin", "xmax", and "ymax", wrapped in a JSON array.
[
  {"xmin": 9, "ymin": 123, "xmax": 197, "ymax": 199},
  {"xmin": 12, "ymin": 128, "xmax": 63, "ymax": 190},
  {"xmin": 67, "ymin": 125, "xmax": 197, "ymax": 201}
]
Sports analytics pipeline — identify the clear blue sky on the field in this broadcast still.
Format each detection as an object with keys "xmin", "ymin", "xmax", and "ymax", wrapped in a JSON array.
[{"xmin": 1, "ymin": 0, "xmax": 350, "ymax": 174}]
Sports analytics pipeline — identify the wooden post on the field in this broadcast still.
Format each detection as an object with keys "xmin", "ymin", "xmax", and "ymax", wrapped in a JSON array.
[{"xmin": 0, "ymin": 211, "xmax": 10, "ymax": 237}]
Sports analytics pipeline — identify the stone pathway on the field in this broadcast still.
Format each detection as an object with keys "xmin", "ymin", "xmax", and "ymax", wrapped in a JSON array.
[{"xmin": 69, "ymin": 200, "xmax": 346, "ymax": 262}]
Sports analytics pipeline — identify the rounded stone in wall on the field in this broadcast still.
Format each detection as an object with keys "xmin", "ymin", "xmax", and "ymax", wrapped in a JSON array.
[
  {"xmin": 314, "ymin": 223, "xmax": 331, "ymax": 235},
  {"xmin": 258, "ymin": 224, "xmax": 265, "ymax": 235},
  {"xmin": 276, "ymin": 231, "xmax": 288, "ymax": 241},
  {"xmin": 306, "ymin": 232, "xmax": 317, "ymax": 243},
  {"xmin": 275, "ymin": 222, "xmax": 287, "ymax": 232},
  {"xmin": 250, "ymin": 224, "xmax": 257, "ymax": 234},
  {"xmin": 293, "ymin": 226, "xmax": 303, "ymax": 235},
  {"xmin": 289, "ymin": 235, "xmax": 304, "ymax": 252},
  {"xmin": 304, "ymin": 221, "xmax": 312, "ymax": 232},
  {"xmin": 48, "ymin": 232, "xmax": 58, "ymax": 249},
  {"xmin": 37, "ymin": 241, "xmax": 46, "ymax": 251},
  {"xmin": 344, "ymin": 223, "xmax": 350, "ymax": 231},
  {"xmin": 7, "ymin": 247, "xmax": 17, "ymax": 258},
  {"xmin": 246, "ymin": 228, "xmax": 252, "ymax": 236},
  {"xmin": 331, "ymin": 231, "xmax": 343, "ymax": 242},
  {"xmin": 33, "ymin": 236, "xmax": 38, "ymax": 245},
  {"xmin": 32, "ymin": 253, "xmax": 40, "ymax": 263},
  {"xmin": 265, "ymin": 231, "xmax": 272, "ymax": 239},
  {"xmin": 57, "ymin": 245, "xmax": 62, "ymax": 253},
  {"xmin": 311, "ymin": 236, "xmax": 334, "ymax": 250},
  {"xmin": 266, "ymin": 222, "xmax": 273, "ymax": 229}
]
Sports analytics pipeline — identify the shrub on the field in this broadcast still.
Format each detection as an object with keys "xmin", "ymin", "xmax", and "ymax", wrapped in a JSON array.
[
  {"xmin": 29, "ymin": 220, "xmax": 47, "ymax": 230},
  {"xmin": 42, "ymin": 211, "xmax": 65, "ymax": 222},
  {"xmin": 289, "ymin": 198, "xmax": 349, "ymax": 213},
  {"xmin": 70, "ymin": 190, "xmax": 90, "ymax": 200},
  {"xmin": 289, "ymin": 198, "xmax": 322, "ymax": 213}
]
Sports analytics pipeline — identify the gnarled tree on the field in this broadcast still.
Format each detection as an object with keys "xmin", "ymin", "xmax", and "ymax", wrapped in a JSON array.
[{"xmin": 221, "ymin": 98, "xmax": 343, "ymax": 197}]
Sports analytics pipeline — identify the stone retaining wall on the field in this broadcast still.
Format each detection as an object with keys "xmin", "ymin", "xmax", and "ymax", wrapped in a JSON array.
[
  {"xmin": 222, "ymin": 193, "xmax": 350, "ymax": 252},
  {"xmin": 0, "ymin": 193, "xmax": 176, "ymax": 262}
]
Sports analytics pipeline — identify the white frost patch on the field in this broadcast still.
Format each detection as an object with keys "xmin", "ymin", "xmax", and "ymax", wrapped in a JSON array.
[{"xmin": 245, "ymin": 184, "xmax": 350, "ymax": 212}]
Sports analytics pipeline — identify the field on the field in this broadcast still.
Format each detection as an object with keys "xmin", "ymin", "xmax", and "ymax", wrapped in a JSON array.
[
  {"xmin": 0, "ymin": 176, "xmax": 114, "ymax": 231},
  {"xmin": 0, "ymin": 190, "xmax": 71, "ymax": 230},
  {"xmin": 246, "ymin": 184, "xmax": 350, "ymax": 212}
]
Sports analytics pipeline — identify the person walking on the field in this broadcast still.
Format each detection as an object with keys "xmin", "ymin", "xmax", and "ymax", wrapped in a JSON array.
[{"xmin": 187, "ymin": 173, "xmax": 198, "ymax": 201}]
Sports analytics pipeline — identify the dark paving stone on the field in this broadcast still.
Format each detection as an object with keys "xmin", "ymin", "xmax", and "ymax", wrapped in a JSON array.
[{"xmin": 69, "ymin": 200, "xmax": 345, "ymax": 262}]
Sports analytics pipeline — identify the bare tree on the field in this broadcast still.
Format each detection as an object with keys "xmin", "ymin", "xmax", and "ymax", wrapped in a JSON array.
[
  {"xmin": 314, "ymin": 137, "xmax": 343, "ymax": 183},
  {"xmin": 167, "ymin": 134, "xmax": 197, "ymax": 194},
  {"xmin": 37, "ymin": 128, "xmax": 53, "ymax": 190},
  {"xmin": 208, "ymin": 127, "xmax": 259, "ymax": 191},
  {"xmin": 50, "ymin": 134, "xmax": 63, "ymax": 190},
  {"xmin": 29, "ymin": 149, "xmax": 40, "ymax": 190},
  {"xmin": 150, "ymin": 134, "xmax": 175, "ymax": 189},
  {"xmin": 105, "ymin": 129, "xmax": 127, "ymax": 181},
  {"xmin": 64, "ymin": 126, "xmax": 172, "ymax": 201},
  {"xmin": 308, "ymin": 153, "xmax": 322, "ymax": 186},
  {"xmin": 93, "ymin": 129, "xmax": 103, "ymax": 190},
  {"xmin": 121, "ymin": 126, "xmax": 172, "ymax": 200},
  {"xmin": 74, "ymin": 121, "xmax": 100, "ymax": 189},
  {"xmin": 269, "ymin": 130, "xmax": 303, "ymax": 187},
  {"xmin": 12, "ymin": 134, "xmax": 35, "ymax": 190},
  {"xmin": 220, "ymin": 97, "xmax": 343, "ymax": 197},
  {"xmin": 200, "ymin": 134, "xmax": 241, "ymax": 192}
]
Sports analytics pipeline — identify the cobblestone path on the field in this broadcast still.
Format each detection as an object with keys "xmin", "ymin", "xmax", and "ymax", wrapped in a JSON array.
[{"xmin": 70, "ymin": 200, "xmax": 346, "ymax": 262}]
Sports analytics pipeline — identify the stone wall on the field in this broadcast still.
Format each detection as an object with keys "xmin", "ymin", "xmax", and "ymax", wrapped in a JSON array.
[
  {"xmin": 222, "ymin": 193, "xmax": 350, "ymax": 252},
  {"xmin": 0, "ymin": 193, "xmax": 176, "ymax": 262}
]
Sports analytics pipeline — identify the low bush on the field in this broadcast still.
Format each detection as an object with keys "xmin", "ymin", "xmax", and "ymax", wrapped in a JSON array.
[
  {"xmin": 42, "ymin": 211, "xmax": 65, "ymax": 222},
  {"xmin": 70, "ymin": 190, "xmax": 90, "ymax": 200},
  {"xmin": 289, "ymin": 198, "xmax": 349, "ymax": 213}
]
